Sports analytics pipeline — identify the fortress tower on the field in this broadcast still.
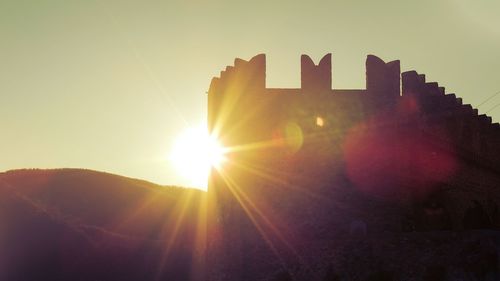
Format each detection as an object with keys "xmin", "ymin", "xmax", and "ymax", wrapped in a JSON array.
[{"xmin": 207, "ymin": 54, "xmax": 500, "ymax": 281}]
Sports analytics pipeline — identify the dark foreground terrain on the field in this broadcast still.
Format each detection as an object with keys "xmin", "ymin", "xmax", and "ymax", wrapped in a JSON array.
[
  {"xmin": 0, "ymin": 169, "xmax": 207, "ymax": 281},
  {"xmin": 2, "ymin": 169, "xmax": 500, "ymax": 281}
]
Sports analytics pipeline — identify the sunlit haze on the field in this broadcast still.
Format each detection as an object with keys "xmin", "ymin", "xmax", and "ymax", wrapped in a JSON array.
[{"xmin": 1, "ymin": 0, "xmax": 499, "ymax": 189}]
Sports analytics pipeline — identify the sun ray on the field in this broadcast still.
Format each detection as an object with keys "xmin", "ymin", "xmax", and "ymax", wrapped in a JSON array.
[
  {"xmin": 223, "ymin": 144, "xmax": 326, "ymax": 201},
  {"xmin": 215, "ymin": 168, "xmax": 306, "ymax": 270},
  {"xmin": 189, "ymin": 191, "xmax": 208, "ymax": 281},
  {"xmin": 216, "ymin": 171, "xmax": 284, "ymax": 261},
  {"xmin": 154, "ymin": 190, "xmax": 195, "ymax": 280}
]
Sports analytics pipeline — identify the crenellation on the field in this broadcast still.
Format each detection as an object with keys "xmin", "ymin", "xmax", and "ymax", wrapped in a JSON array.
[
  {"xmin": 209, "ymin": 55, "xmax": 496, "ymax": 146},
  {"xmin": 208, "ymin": 54, "xmax": 500, "ymax": 281},
  {"xmin": 301, "ymin": 54, "xmax": 332, "ymax": 93},
  {"xmin": 418, "ymin": 74, "xmax": 426, "ymax": 84},
  {"xmin": 209, "ymin": 77, "xmax": 219, "ymax": 92},
  {"xmin": 442, "ymin": 94, "xmax": 457, "ymax": 110},
  {"xmin": 478, "ymin": 114, "xmax": 492, "ymax": 125},
  {"xmin": 212, "ymin": 55, "xmax": 266, "ymax": 97},
  {"xmin": 463, "ymin": 104, "xmax": 473, "ymax": 112},
  {"xmin": 234, "ymin": 58, "xmax": 245, "ymax": 67},
  {"xmin": 366, "ymin": 55, "xmax": 400, "ymax": 101},
  {"xmin": 208, "ymin": 53, "xmax": 499, "ymax": 174},
  {"xmin": 401, "ymin": 71, "xmax": 421, "ymax": 96},
  {"xmin": 219, "ymin": 66, "xmax": 233, "ymax": 83},
  {"xmin": 246, "ymin": 54, "xmax": 266, "ymax": 89},
  {"xmin": 425, "ymin": 82, "xmax": 440, "ymax": 95},
  {"xmin": 209, "ymin": 55, "xmax": 498, "ymax": 164}
]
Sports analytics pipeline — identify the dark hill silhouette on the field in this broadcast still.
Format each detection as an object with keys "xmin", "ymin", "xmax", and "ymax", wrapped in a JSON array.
[{"xmin": 0, "ymin": 169, "xmax": 208, "ymax": 281}]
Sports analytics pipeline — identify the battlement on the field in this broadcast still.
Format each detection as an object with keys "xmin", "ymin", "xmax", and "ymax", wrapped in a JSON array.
[
  {"xmin": 301, "ymin": 54, "xmax": 332, "ymax": 92},
  {"xmin": 207, "ymin": 55, "xmax": 500, "ymax": 281},
  {"xmin": 209, "ymin": 53, "xmax": 401, "ymax": 95},
  {"xmin": 208, "ymin": 54, "xmax": 500, "ymax": 280},
  {"xmin": 208, "ymin": 54, "xmax": 500, "ymax": 172}
]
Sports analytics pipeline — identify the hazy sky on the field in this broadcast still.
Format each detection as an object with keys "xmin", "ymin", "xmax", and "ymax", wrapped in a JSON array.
[{"xmin": 1, "ymin": 0, "xmax": 499, "ymax": 188}]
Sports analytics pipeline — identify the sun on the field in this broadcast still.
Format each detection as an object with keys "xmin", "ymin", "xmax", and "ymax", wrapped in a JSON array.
[{"xmin": 169, "ymin": 125, "xmax": 226, "ymax": 190}]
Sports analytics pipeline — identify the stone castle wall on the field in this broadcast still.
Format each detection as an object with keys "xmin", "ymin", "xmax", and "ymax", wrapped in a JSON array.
[
  {"xmin": 208, "ymin": 54, "xmax": 500, "ymax": 169},
  {"xmin": 207, "ymin": 54, "xmax": 500, "ymax": 281}
]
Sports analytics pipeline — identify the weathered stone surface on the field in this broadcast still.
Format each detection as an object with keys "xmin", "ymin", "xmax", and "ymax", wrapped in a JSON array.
[{"xmin": 207, "ymin": 54, "xmax": 500, "ymax": 281}]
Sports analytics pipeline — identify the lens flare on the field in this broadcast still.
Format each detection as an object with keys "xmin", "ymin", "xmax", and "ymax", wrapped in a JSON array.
[{"xmin": 169, "ymin": 125, "xmax": 227, "ymax": 190}]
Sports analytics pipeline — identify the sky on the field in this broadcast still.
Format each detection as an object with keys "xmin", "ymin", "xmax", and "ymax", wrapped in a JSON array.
[{"xmin": 1, "ymin": 0, "xmax": 499, "ymax": 189}]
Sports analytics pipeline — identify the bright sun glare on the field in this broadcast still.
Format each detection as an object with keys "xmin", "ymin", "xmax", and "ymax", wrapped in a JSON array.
[{"xmin": 169, "ymin": 125, "xmax": 226, "ymax": 190}]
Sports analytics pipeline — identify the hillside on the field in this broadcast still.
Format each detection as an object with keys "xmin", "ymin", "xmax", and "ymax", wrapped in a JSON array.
[
  {"xmin": 0, "ymin": 169, "xmax": 208, "ymax": 281},
  {"xmin": 3, "ymin": 169, "xmax": 500, "ymax": 281}
]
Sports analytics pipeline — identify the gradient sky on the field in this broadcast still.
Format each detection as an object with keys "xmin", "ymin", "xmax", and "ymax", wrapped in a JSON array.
[{"xmin": 1, "ymin": 0, "xmax": 499, "ymax": 189}]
